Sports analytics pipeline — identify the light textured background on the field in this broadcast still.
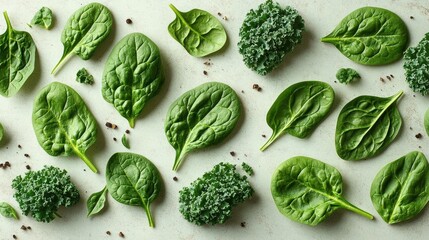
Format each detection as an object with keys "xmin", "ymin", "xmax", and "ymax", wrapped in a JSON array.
[{"xmin": 0, "ymin": 0, "xmax": 428, "ymax": 239}]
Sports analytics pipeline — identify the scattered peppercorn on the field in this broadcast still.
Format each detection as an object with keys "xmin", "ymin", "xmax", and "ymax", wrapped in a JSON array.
[
  {"xmin": 106, "ymin": 231, "xmax": 111, "ymax": 235},
  {"xmin": 26, "ymin": 226, "xmax": 31, "ymax": 230},
  {"xmin": 105, "ymin": 122, "xmax": 118, "ymax": 129},
  {"xmin": 126, "ymin": 18, "xmax": 132, "ymax": 24},
  {"xmin": 26, "ymin": 165, "xmax": 31, "ymax": 170},
  {"xmin": 380, "ymin": 77, "xmax": 385, "ymax": 82},
  {"xmin": 24, "ymin": 154, "xmax": 30, "ymax": 158},
  {"xmin": 262, "ymin": 134, "xmax": 266, "ymax": 138},
  {"xmin": 334, "ymin": 80, "xmax": 337, "ymax": 83},
  {"xmin": 21, "ymin": 225, "xmax": 27, "ymax": 231},
  {"xmin": 390, "ymin": 74, "xmax": 394, "ymax": 78},
  {"xmin": 241, "ymin": 222, "xmax": 246, "ymax": 227},
  {"xmin": 217, "ymin": 12, "xmax": 222, "ymax": 16},
  {"xmin": 230, "ymin": 151, "xmax": 236, "ymax": 157},
  {"xmin": 13, "ymin": 235, "xmax": 17, "ymax": 239},
  {"xmin": 410, "ymin": 16, "xmax": 414, "ymax": 19},
  {"xmin": 113, "ymin": 137, "xmax": 117, "ymax": 141},
  {"xmin": 125, "ymin": 129, "xmax": 130, "ymax": 134},
  {"xmin": 222, "ymin": 16, "xmax": 228, "ymax": 20},
  {"xmin": 119, "ymin": 232, "xmax": 125, "ymax": 238},
  {"xmin": 0, "ymin": 163, "xmax": 3, "ymax": 169},
  {"xmin": 173, "ymin": 176, "xmax": 178, "ymax": 181},
  {"xmin": 203, "ymin": 70, "xmax": 208, "ymax": 75},
  {"xmin": 415, "ymin": 133, "xmax": 422, "ymax": 139},
  {"xmin": 252, "ymin": 84, "xmax": 262, "ymax": 91},
  {"xmin": 5, "ymin": 161, "xmax": 10, "ymax": 167},
  {"xmin": 386, "ymin": 75, "xmax": 391, "ymax": 81},
  {"xmin": 419, "ymin": 146, "xmax": 422, "ymax": 149},
  {"xmin": 18, "ymin": 145, "xmax": 22, "ymax": 149},
  {"xmin": 241, "ymin": 90, "xmax": 244, "ymax": 93}
]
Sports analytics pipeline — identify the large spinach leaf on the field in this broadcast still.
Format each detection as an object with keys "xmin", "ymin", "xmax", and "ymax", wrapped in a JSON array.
[
  {"xmin": 261, "ymin": 81, "xmax": 334, "ymax": 151},
  {"xmin": 321, "ymin": 7, "xmax": 408, "ymax": 65},
  {"xmin": 271, "ymin": 156, "xmax": 374, "ymax": 226},
  {"xmin": 165, "ymin": 82, "xmax": 241, "ymax": 171},
  {"xmin": 51, "ymin": 3, "xmax": 112, "ymax": 75},
  {"xmin": 87, "ymin": 186, "xmax": 108, "ymax": 217},
  {"xmin": 168, "ymin": 4, "xmax": 227, "ymax": 57},
  {"xmin": 32, "ymin": 82, "xmax": 98, "ymax": 172},
  {"xmin": 0, "ymin": 12, "xmax": 36, "ymax": 97},
  {"xmin": 335, "ymin": 91, "xmax": 403, "ymax": 160},
  {"xmin": 106, "ymin": 152, "xmax": 162, "ymax": 227},
  {"xmin": 371, "ymin": 151, "xmax": 429, "ymax": 224},
  {"xmin": 102, "ymin": 33, "xmax": 164, "ymax": 128}
]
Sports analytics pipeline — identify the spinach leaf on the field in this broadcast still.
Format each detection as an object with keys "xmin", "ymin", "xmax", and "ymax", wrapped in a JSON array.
[
  {"xmin": 0, "ymin": 11, "xmax": 36, "ymax": 97},
  {"xmin": 261, "ymin": 81, "xmax": 334, "ymax": 151},
  {"xmin": 106, "ymin": 152, "xmax": 162, "ymax": 227},
  {"xmin": 0, "ymin": 202, "xmax": 18, "ymax": 219},
  {"xmin": 51, "ymin": 3, "xmax": 112, "ymax": 75},
  {"xmin": 0, "ymin": 122, "xmax": 4, "ymax": 142},
  {"xmin": 32, "ymin": 82, "xmax": 98, "ymax": 173},
  {"xmin": 30, "ymin": 7, "xmax": 53, "ymax": 29},
  {"xmin": 335, "ymin": 91, "xmax": 403, "ymax": 160},
  {"xmin": 321, "ymin": 7, "xmax": 408, "ymax": 65},
  {"xmin": 76, "ymin": 68, "xmax": 94, "ymax": 85},
  {"xmin": 102, "ymin": 33, "xmax": 164, "ymax": 128},
  {"xmin": 168, "ymin": 4, "xmax": 227, "ymax": 57},
  {"xmin": 87, "ymin": 186, "xmax": 108, "ymax": 217},
  {"xmin": 425, "ymin": 107, "xmax": 429, "ymax": 137},
  {"xmin": 165, "ymin": 82, "xmax": 241, "ymax": 171},
  {"xmin": 271, "ymin": 156, "xmax": 374, "ymax": 226},
  {"xmin": 121, "ymin": 134, "xmax": 130, "ymax": 149},
  {"xmin": 371, "ymin": 151, "xmax": 429, "ymax": 224}
]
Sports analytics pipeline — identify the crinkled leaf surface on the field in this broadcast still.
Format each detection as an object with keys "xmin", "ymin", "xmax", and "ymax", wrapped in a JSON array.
[
  {"xmin": 32, "ymin": 82, "xmax": 98, "ymax": 172},
  {"xmin": 102, "ymin": 33, "xmax": 164, "ymax": 128},
  {"xmin": 335, "ymin": 91, "xmax": 403, "ymax": 160},
  {"xmin": 30, "ymin": 7, "xmax": 53, "ymax": 29},
  {"xmin": 165, "ymin": 82, "xmax": 241, "ymax": 171},
  {"xmin": 371, "ymin": 151, "xmax": 429, "ymax": 224},
  {"xmin": 0, "ymin": 12, "xmax": 36, "ymax": 97}
]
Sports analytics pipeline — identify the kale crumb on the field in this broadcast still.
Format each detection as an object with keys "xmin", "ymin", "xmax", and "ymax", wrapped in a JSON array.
[
  {"xmin": 230, "ymin": 151, "xmax": 236, "ymax": 157},
  {"xmin": 241, "ymin": 222, "xmax": 246, "ymax": 227},
  {"xmin": 415, "ymin": 133, "xmax": 422, "ymax": 139},
  {"xmin": 106, "ymin": 231, "xmax": 111, "ymax": 235},
  {"xmin": 119, "ymin": 232, "xmax": 125, "ymax": 238},
  {"xmin": 173, "ymin": 176, "xmax": 178, "ymax": 181},
  {"xmin": 126, "ymin": 18, "xmax": 132, "ymax": 24},
  {"xmin": 241, "ymin": 162, "xmax": 254, "ymax": 176}
]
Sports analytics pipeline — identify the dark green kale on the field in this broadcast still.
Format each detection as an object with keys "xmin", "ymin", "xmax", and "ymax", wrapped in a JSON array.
[
  {"xmin": 336, "ymin": 68, "xmax": 360, "ymax": 84},
  {"xmin": 12, "ymin": 166, "xmax": 80, "ymax": 223},
  {"xmin": 241, "ymin": 162, "xmax": 254, "ymax": 176},
  {"xmin": 179, "ymin": 162, "xmax": 254, "ymax": 225},
  {"xmin": 404, "ymin": 33, "xmax": 429, "ymax": 95},
  {"xmin": 76, "ymin": 68, "xmax": 94, "ymax": 85},
  {"xmin": 238, "ymin": 0, "xmax": 305, "ymax": 75}
]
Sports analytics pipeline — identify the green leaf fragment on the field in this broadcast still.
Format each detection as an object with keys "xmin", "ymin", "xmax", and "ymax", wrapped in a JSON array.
[
  {"xmin": 76, "ymin": 68, "xmax": 94, "ymax": 85},
  {"xmin": 0, "ymin": 202, "xmax": 19, "ymax": 219},
  {"xmin": 30, "ymin": 7, "xmax": 53, "ymax": 29},
  {"xmin": 121, "ymin": 134, "xmax": 130, "ymax": 149},
  {"xmin": 336, "ymin": 68, "xmax": 360, "ymax": 84},
  {"xmin": 241, "ymin": 162, "xmax": 254, "ymax": 176}
]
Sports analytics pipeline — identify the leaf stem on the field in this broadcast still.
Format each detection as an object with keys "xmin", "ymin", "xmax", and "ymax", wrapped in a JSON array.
[
  {"xmin": 260, "ymin": 131, "xmax": 282, "ymax": 151},
  {"xmin": 3, "ymin": 11, "xmax": 12, "ymax": 30},
  {"xmin": 51, "ymin": 53, "xmax": 72, "ymax": 75},
  {"xmin": 338, "ymin": 197, "xmax": 374, "ymax": 220},
  {"xmin": 128, "ymin": 118, "xmax": 135, "ymax": 128},
  {"xmin": 144, "ymin": 205, "xmax": 155, "ymax": 228},
  {"xmin": 75, "ymin": 150, "xmax": 98, "ymax": 173},
  {"xmin": 172, "ymin": 150, "xmax": 186, "ymax": 171}
]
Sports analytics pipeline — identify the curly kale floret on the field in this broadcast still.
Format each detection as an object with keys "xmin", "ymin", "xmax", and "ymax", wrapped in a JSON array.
[
  {"xmin": 179, "ymin": 162, "xmax": 254, "ymax": 225},
  {"xmin": 404, "ymin": 33, "xmax": 429, "ymax": 95},
  {"xmin": 238, "ymin": 0, "xmax": 305, "ymax": 75},
  {"xmin": 12, "ymin": 166, "xmax": 80, "ymax": 223},
  {"xmin": 336, "ymin": 68, "xmax": 360, "ymax": 84}
]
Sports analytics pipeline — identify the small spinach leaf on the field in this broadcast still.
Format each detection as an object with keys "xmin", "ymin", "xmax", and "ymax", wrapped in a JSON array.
[
  {"xmin": 0, "ymin": 11, "xmax": 36, "ymax": 97},
  {"xmin": 121, "ymin": 134, "xmax": 130, "ymax": 149},
  {"xmin": 0, "ymin": 202, "xmax": 18, "ymax": 219},
  {"xmin": 271, "ymin": 156, "xmax": 374, "ymax": 226},
  {"xmin": 106, "ymin": 152, "xmax": 162, "ymax": 227},
  {"xmin": 261, "ymin": 81, "xmax": 334, "ymax": 151},
  {"xmin": 0, "ymin": 122, "xmax": 4, "ymax": 142},
  {"xmin": 321, "ymin": 7, "xmax": 408, "ymax": 65},
  {"xmin": 102, "ymin": 33, "xmax": 164, "ymax": 128},
  {"xmin": 425, "ymin": 107, "xmax": 429, "ymax": 137},
  {"xmin": 371, "ymin": 151, "xmax": 429, "ymax": 224},
  {"xmin": 165, "ymin": 82, "xmax": 241, "ymax": 171},
  {"xmin": 168, "ymin": 4, "xmax": 227, "ymax": 57},
  {"xmin": 30, "ymin": 7, "xmax": 53, "ymax": 29},
  {"xmin": 76, "ymin": 68, "xmax": 94, "ymax": 85},
  {"xmin": 335, "ymin": 91, "xmax": 403, "ymax": 160},
  {"xmin": 87, "ymin": 186, "xmax": 108, "ymax": 217},
  {"xmin": 52, "ymin": 3, "xmax": 112, "ymax": 75},
  {"xmin": 32, "ymin": 82, "xmax": 98, "ymax": 172}
]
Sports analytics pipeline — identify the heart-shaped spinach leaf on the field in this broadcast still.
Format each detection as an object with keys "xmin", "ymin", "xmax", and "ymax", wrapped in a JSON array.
[
  {"xmin": 335, "ymin": 91, "xmax": 403, "ymax": 160},
  {"xmin": 271, "ymin": 156, "xmax": 374, "ymax": 226},
  {"xmin": 106, "ymin": 152, "xmax": 162, "ymax": 227},
  {"xmin": 321, "ymin": 7, "xmax": 408, "ymax": 65},
  {"xmin": 102, "ymin": 33, "xmax": 164, "ymax": 128},
  {"xmin": 165, "ymin": 82, "xmax": 241, "ymax": 171},
  {"xmin": 168, "ymin": 4, "xmax": 227, "ymax": 57},
  {"xmin": 261, "ymin": 81, "xmax": 334, "ymax": 151},
  {"xmin": 0, "ymin": 12, "xmax": 36, "ymax": 97},
  {"xmin": 52, "ymin": 3, "xmax": 112, "ymax": 74},
  {"xmin": 32, "ymin": 82, "xmax": 98, "ymax": 172},
  {"xmin": 87, "ymin": 186, "xmax": 108, "ymax": 217},
  {"xmin": 371, "ymin": 151, "xmax": 429, "ymax": 224}
]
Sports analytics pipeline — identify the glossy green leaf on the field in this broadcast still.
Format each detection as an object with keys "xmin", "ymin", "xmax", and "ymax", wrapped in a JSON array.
[
  {"xmin": 168, "ymin": 4, "xmax": 227, "ymax": 57},
  {"xmin": 0, "ymin": 202, "xmax": 18, "ymax": 219},
  {"xmin": 271, "ymin": 156, "xmax": 374, "ymax": 226},
  {"xmin": 261, "ymin": 81, "xmax": 334, "ymax": 151},
  {"xmin": 52, "ymin": 3, "xmax": 112, "ymax": 74},
  {"xmin": 0, "ymin": 11, "xmax": 36, "ymax": 97},
  {"xmin": 106, "ymin": 152, "xmax": 162, "ymax": 227},
  {"xmin": 0, "ymin": 122, "xmax": 4, "ymax": 142},
  {"xmin": 32, "ymin": 82, "xmax": 98, "ymax": 172},
  {"xmin": 87, "ymin": 186, "xmax": 108, "ymax": 217},
  {"xmin": 30, "ymin": 7, "xmax": 53, "ymax": 29},
  {"xmin": 102, "ymin": 33, "xmax": 164, "ymax": 128},
  {"xmin": 335, "ymin": 91, "xmax": 403, "ymax": 160},
  {"xmin": 165, "ymin": 82, "xmax": 241, "ymax": 171},
  {"xmin": 121, "ymin": 134, "xmax": 130, "ymax": 149},
  {"xmin": 424, "ymin": 107, "xmax": 429, "ymax": 137},
  {"xmin": 371, "ymin": 151, "xmax": 429, "ymax": 224},
  {"xmin": 321, "ymin": 7, "xmax": 408, "ymax": 65}
]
